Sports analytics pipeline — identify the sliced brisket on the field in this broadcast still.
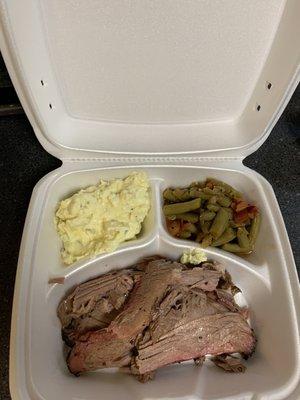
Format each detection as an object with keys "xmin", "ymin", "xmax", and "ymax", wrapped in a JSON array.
[
  {"xmin": 132, "ymin": 313, "xmax": 255, "ymax": 375},
  {"xmin": 57, "ymin": 269, "xmax": 136, "ymax": 344},
  {"xmin": 59, "ymin": 257, "xmax": 256, "ymax": 380}
]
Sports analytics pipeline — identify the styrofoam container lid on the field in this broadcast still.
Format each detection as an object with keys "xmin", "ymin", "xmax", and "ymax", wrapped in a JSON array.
[{"xmin": 0, "ymin": 0, "xmax": 299, "ymax": 159}]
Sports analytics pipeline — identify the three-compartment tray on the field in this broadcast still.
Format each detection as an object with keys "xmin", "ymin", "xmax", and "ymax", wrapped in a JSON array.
[
  {"xmin": 1, "ymin": 0, "xmax": 300, "ymax": 399},
  {"xmin": 11, "ymin": 165, "xmax": 300, "ymax": 400}
]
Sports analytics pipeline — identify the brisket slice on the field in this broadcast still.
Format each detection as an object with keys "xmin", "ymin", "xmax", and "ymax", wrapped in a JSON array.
[
  {"xmin": 108, "ymin": 260, "xmax": 222, "ymax": 339},
  {"xmin": 57, "ymin": 269, "xmax": 137, "ymax": 345},
  {"xmin": 67, "ymin": 259, "xmax": 223, "ymax": 374},
  {"xmin": 67, "ymin": 259, "xmax": 181, "ymax": 374},
  {"xmin": 148, "ymin": 286, "xmax": 229, "ymax": 342},
  {"xmin": 131, "ymin": 284, "xmax": 254, "ymax": 375},
  {"xmin": 67, "ymin": 330, "xmax": 132, "ymax": 373},
  {"xmin": 108, "ymin": 259, "xmax": 183, "ymax": 339},
  {"xmin": 132, "ymin": 313, "xmax": 255, "ymax": 375}
]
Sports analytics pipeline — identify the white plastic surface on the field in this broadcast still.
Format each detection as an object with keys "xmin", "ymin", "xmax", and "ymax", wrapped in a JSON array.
[
  {"xmin": 0, "ymin": 0, "xmax": 299, "ymax": 157},
  {"xmin": 10, "ymin": 165, "xmax": 300, "ymax": 400}
]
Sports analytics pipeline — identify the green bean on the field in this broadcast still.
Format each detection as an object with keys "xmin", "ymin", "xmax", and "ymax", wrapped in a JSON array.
[
  {"xmin": 221, "ymin": 243, "xmax": 252, "ymax": 254},
  {"xmin": 203, "ymin": 187, "xmax": 215, "ymax": 195},
  {"xmin": 173, "ymin": 188, "xmax": 191, "ymax": 201},
  {"xmin": 200, "ymin": 211, "xmax": 216, "ymax": 221},
  {"xmin": 188, "ymin": 189, "xmax": 213, "ymax": 201},
  {"xmin": 230, "ymin": 220, "xmax": 248, "ymax": 228},
  {"xmin": 216, "ymin": 195, "xmax": 232, "ymax": 207},
  {"xmin": 249, "ymin": 214, "xmax": 261, "ymax": 246},
  {"xmin": 210, "ymin": 208, "xmax": 230, "ymax": 239},
  {"xmin": 166, "ymin": 215, "xmax": 177, "ymax": 221},
  {"xmin": 179, "ymin": 231, "xmax": 192, "ymax": 239},
  {"xmin": 189, "ymin": 189, "xmax": 203, "ymax": 198},
  {"xmin": 167, "ymin": 213, "xmax": 199, "ymax": 223},
  {"xmin": 212, "ymin": 227, "xmax": 236, "ymax": 246},
  {"xmin": 198, "ymin": 192, "xmax": 212, "ymax": 201},
  {"xmin": 212, "ymin": 185, "xmax": 226, "ymax": 194},
  {"xmin": 163, "ymin": 198, "xmax": 201, "ymax": 216},
  {"xmin": 201, "ymin": 234, "xmax": 213, "ymax": 247},
  {"xmin": 237, "ymin": 227, "xmax": 250, "ymax": 249},
  {"xmin": 207, "ymin": 204, "xmax": 220, "ymax": 212},
  {"xmin": 200, "ymin": 220, "xmax": 211, "ymax": 234},
  {"xmin": 208, "ymin": 195, "xmax": 218, "ymax": 205},
  {"xmin": 212, "ymin": 186, "xmax": 223, "ymax": 194},
  {"xmin": 223, "ymin": 207, "xmax": 234, "ymax": 219},
  {"xmin": 207, "ymin": 178, "xmax": 241, "ymax": 199},
  {"xmin": 183, "ymin": 223, "xmax": 198, "ymax": 233},
  {"xmin": 230, "ymin": 221, "xmax": 238, "ymax": 228},
  {"xmin": 163, "ymin": 188, "xmax": 177, "ymax": 202},
  {"xmin": 164, "ymin": 188, "xmax": 193, "ymax": 202},
  {"xmin": 196, "ymin": 232, "xmax": 205, "ymax": 242}
]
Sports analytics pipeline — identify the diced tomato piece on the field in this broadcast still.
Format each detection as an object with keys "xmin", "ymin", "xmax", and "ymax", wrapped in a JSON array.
[
  {"xmin": 206, "ymin": 181, "xmax": 214, "ymax": 189},
  {"xmin": 247, "ymin": 205, "xmax": 258, "ymax": 219},
  {"xmin": 235, "ymin": 200, "xmax": 249, "ymax": 213},
  {"xmin": 166, "ymin": 219, "xmax": 181, "ymax": 236},
  {"xmin": 234, "ymin": 209, "xmax": 249, "ymax": 223}
]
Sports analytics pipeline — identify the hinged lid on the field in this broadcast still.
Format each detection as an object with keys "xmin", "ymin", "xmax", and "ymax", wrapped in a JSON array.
[{"xmin": 0, "ymin": 0, "xmax": 299, "ymax": 159}]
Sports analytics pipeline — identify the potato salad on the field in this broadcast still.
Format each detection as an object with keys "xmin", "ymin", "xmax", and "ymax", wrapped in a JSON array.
[{"xmin": 55, "ymin": 172, "xmax": 150, "ymax": 265}]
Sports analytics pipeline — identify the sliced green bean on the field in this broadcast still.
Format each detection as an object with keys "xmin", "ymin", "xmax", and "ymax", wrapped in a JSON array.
[
  {"xmin": 221, "ymin": 243, "xmax": 252, "ymax": 254},
  {"xmin": 208, "ymin": 195, "xmax": 218, "ymax": 205},
  {"xmin": 212, "ymin": 186, "xmax": 223, "ymax": 194},
  {"xmin": 223, "ymin": 207, "xmax": 234, "ymax": 219},
  {"xmin": 210, "ymin": 208, "xmax": 230, "ymax": 239},
  {"xmin": 200, "ymin": 211, "xmax": 216, "ymax": 221},
  {"xmin": 216, "ymin": 195, "xmax": 232, "ymax": 208},
  {"xmin": 166, "ymin": 215, "xmax": 177, "ymax": 221},
  {"xmin": 183, "ymin": 223, "xmax": 198, "ymax": 233},
  {"xmin": 163, "ymin": 188, "xmax": 177, "ymax": 202},
  {"xmin": 167, "ymin": 213, "xmax": 199, "ymax": 223},
  {"xmin": 203, "ymin": 187, "xmax": 215, "ymax": 195},
  {"xmin": 179, "ymin": 231, "xmax": 192, "ymax": 239},
  {"xmin": 212, "ymin": 185, "xmax": 226, "ymax": 194},
  {"xmin": 207, "ymin": 178, "xmax": 241, "ymax": 199},
  {"xmin": 198, "ymin": 192, "xmax": 212, "ymax": 201},
  {"xmin": 230, "ymin": 220, "xmax": 247, "ymax": 228},
  {"xmin": 163, "ymin": 198, "xmax": 201, "ymax": 216},
  {"xmin": 212, "ymin": 227, "xmax": 236, "ymax": 247},
  {"xmin": 207, "ymin": 204, "xmax": 220, "ymax": 212},
  {"xmin": 189, "ymin": 189, "xmax": 203, "ymax": 198},
  {"xmin": 196, "ymin": 231, "xmax": 205, "ymax": 242},
  {"xmin": 237, "ymin": 227, "xmax": 250, "ymax": 249},
  {"xmin": 173, "ymin": 188, "xmax": 191, "ymax": 201},
  {"xmin": 200, "ymin": 220, "xmax": 211, "ymax": 234},
  {"xmin": 201, "ymin": 234, "xmax": 213, "ymax": 247},
  {"xmin": 249, "ymin": 214, "xmax": 261, "ymax": 246}
]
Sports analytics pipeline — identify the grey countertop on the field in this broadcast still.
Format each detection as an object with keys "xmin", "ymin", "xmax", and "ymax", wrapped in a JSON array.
[{"xmin": 0, "ymin": 87, "xmax": 299, "ymax": 399}]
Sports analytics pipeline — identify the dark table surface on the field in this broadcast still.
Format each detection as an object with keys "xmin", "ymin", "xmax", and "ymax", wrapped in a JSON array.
[{"xmin": 0, "ymin": 86, "xmax": 299, "ymax": 399}]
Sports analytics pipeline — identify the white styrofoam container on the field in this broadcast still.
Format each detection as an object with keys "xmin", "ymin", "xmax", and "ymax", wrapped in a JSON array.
[{"xmin": 0, "ymin": 1, "xmax": 299, "ymax": 399}]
